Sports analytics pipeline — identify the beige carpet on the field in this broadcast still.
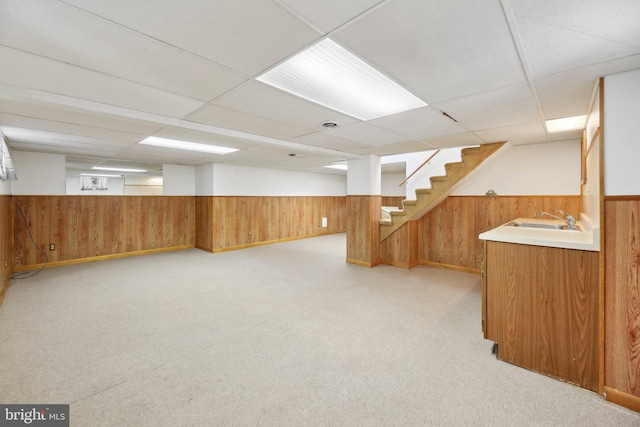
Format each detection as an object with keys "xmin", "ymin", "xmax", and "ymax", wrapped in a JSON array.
[{"xmin": 1, "ymin": 233, "xmax": 638, "ymax": 426}]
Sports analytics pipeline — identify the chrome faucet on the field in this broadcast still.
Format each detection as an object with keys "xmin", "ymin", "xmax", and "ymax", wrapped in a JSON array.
[{"xmin": 539, "ymin": 210, "xmax": 577, "ymax": 229}]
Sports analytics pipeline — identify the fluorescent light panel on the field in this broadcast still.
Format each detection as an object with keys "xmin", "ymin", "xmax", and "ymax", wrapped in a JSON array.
[
  {"xmin": 324, "ymin": 164, "xmax": 348, "ymax": 171},
  {"xmin": 81, "ymin": 173, "xmax": 122, "ymax": 177},
  {"xmin": 140, "ymin": 136, "xmax": 238, "ymax": 155},
  {"xmin": 545, "ymin": 115, "xmax": 587, "ymax": 133},
  {"xmin": 92, "ymin": 166, "xmax": 147, "ymax": 173},
  {"xmin": 257, "ymin": 39, "xmax": 427, "ymax": 121}
]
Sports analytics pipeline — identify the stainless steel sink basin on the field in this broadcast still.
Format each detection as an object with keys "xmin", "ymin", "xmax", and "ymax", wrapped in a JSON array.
[{"xmin": 506, "ymin": 221, "xmax": 581, "ymax": 231}]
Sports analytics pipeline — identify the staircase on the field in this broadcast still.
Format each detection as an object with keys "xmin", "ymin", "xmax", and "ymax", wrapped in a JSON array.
[{"xmin": 380, "ymin": 142, "xmax": 506, "ymax": 241}]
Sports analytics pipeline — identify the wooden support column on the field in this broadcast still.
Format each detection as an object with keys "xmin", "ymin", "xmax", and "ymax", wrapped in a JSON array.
[
  {"xmin": 346, "ymin": 155, "xmax": 382, "ymax": 267},
  {"xmin": 346, "ymin": 195, "xmax": 382, "ymax": 267}
]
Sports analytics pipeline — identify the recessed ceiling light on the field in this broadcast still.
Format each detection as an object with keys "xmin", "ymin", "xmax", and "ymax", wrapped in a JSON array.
[
  {"xmin": 257, "ymin": 39, "xmax": 427, "ymax": 121},
  {"xmin": 545, "ymin": 115, "xmax": 587, "ymax": 133},
  {"xmin": 140, "ymin": 136, "xmax": 239, "ymax": 155},
  {"xmin": 92, "ymin": 166, "xmax": 148, "ymax": 173}
]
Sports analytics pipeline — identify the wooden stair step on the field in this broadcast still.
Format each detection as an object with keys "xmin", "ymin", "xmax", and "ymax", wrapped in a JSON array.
[{"xmin": 380, "ymin": 141, "xmax": 506, "ymax": 241}]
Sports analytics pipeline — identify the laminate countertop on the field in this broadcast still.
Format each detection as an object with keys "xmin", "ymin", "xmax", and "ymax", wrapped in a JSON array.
[{"xmin": 479, "ymin": 217, "xmax": 600, "ymax": 252}]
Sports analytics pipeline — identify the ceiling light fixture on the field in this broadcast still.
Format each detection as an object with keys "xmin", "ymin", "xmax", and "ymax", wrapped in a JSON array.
[
  {"xmin": 545, "ymin": 115, "xmax": 587, "ymax": 133},
  {"xmin": 324, "ymin": 164, "xmax": 348, "ymax": 171},
  {"xmin": 92, "ymin": 166, "xmax": 148, "ymax": 173},
  {"xmin": 257, "ymin": 39, "xmax": 427, "ymax": 121},
  {"xmin": 140, "ymin": 136, "xmax": 239, "ymax": 155},
  {"xmin": 81, "ymin": 173, "xmax": 122, "ymax": 177}
]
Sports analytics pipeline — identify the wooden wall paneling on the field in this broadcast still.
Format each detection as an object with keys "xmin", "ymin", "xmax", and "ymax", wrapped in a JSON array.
[
  {"xmin": 0, "ymin": 195, "xmax": 12, "ymax": 305},
  {"xmin": 346, "ymin": 196, "xmax": 381, "ymax": 267},
  {"xmin": 418, "ymin": 196, "xmax": 581, "ymax": 271},
  {"xmin": 382, "ymin": 196, "xmax": 404, "ymax": 209},
  {"xmin": 381, "ymin": 220, "xmax": 419, "ymax": 268},
  {"xmin": 13, "ymin": 196, "xmax": 196, "ymax": 269},
  {"xmin": 605, "ymin": 199, "xmax": 640, "ymax": 399}
]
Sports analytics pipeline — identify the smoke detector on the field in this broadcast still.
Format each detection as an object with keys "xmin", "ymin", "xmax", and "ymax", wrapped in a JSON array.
[{"xmin": 322, "ymin": 121, "xmax": 339, "ymax": 129}]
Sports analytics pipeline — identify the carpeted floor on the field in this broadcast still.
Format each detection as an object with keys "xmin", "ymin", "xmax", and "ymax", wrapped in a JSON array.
[{"xmin": 1, "ymin": 233, "xmax": 638, "ymax": 426}]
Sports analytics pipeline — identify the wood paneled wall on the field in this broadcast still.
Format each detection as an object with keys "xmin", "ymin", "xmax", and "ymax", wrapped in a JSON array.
[
  {"xmin": 12, "ymin": 196, "xmax": 195, "ymax": 269},
  {"xmin": 381, "ymin": 220, "xmax": 418, "ymax": 268},
  {"xmin": 417, "ymin": 195, "xmax": 581, "ymax": 271},
  {"xmin": 605, "ymin": 198, "xmax": 640, "ymax": 402},
  {"xmin": 0, "ymin": 195, "xmax": 12, "ymax": 304},
  {"xmin": 197, "ymin": 196, "xmax": 346, "ymax": 252},
  {"xmin": 382, "ymin": 196, "xmax": 404, "ymax": 209},
  {"xmin": 346, "ymin": 196, "xmax": 381, "ymax": 267}
]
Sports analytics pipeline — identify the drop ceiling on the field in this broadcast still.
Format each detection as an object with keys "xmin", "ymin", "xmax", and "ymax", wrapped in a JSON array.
[{"xmin": 1, "ymin": 0, "xmax": 639, "ymax": 178}]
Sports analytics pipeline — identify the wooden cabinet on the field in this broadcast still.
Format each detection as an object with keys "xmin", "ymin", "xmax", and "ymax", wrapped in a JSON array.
[{"xmin": 482, "ymin": 240, "xmax": 599, "ymax": 392}]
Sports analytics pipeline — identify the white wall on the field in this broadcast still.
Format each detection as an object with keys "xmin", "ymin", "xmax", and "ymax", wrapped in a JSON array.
[
  {"xmin": 195, "ymin": 163, "xmax": 214, "ymax": 196},
  {"xmin": 125, "ymin": 177, "xmax": 163, "ymax": 195},
  {"xmin": 213, "ymin": 163, "xmax": 347, "ymax": 196},
  {"xmin": 66, "ymin": 176, "xmax": 125, "ymax": 195},
  {"xmin": 11, "ymin": 151, "xmax": 66, "ymax": 195},
  {"xmin": 453, "ymin": 140, "xmax": 581, "ymax": 196},
  {"xmin": 163, "ymin": 164, "xmax": 195, "ymax": 196},
  {"xmin": 604, "ymin": 68, "xmax": 640, "ymax": 196},
  {"xmin": 381, "ymin": 173, "xmax": 405, "ymax": 197},
  {"xmin": 347, "ymin": 155, "xmax": 381, "ymax": 195}
]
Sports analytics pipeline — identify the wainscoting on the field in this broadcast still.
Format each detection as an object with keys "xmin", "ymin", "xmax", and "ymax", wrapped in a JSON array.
[
  {"xmin": 12, "ymin": 196, "xmax": 195, "ymax": 270},
  {"xmin": 0, "ymin": 195, "xmax": 12, "ymax": 304},
  {"xmin": 416, "ymin": 195, "xmax": 581, "ymax": 271},
  {"xmin": 377, "ymin": 195, "xmax": 582, "ymax": 271},
  {"xmin": 196, "ymin": 196, "xmax": 346, "ymax": 252},
  {"xmin": 604, "ymin": 197, "xmax": 640, "ymax": 410}
]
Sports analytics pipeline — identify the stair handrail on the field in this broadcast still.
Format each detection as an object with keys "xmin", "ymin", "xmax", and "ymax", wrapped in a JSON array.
[{"xmin": 398, "ymin": 149, "xmax": 441, "ymax": 187}]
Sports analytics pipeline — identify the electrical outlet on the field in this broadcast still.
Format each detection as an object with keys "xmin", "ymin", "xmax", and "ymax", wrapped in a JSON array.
[
  {"xmin": 49, "ymin": 244, "xmax": 55, "ymax": 251},
  {"xmin": 3, "ymin": 260, "xmax": 7, "ymax": 268}
]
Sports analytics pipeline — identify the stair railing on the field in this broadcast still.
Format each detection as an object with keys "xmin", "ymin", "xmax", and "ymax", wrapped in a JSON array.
[{"xmin": 398, "ymin": 149, "xmax": 441, "ymax": 187}]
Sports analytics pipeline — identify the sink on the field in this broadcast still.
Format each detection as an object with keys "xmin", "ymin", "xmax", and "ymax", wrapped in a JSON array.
[{"xmin": 506, "ymin": 221, "xmax": 581, "ymax": 231}]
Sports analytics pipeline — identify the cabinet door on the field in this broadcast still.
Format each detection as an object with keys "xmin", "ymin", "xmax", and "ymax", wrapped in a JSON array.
[{"xmin": 485, "ymin": 241, "xmax": 599, "ymax": 391}]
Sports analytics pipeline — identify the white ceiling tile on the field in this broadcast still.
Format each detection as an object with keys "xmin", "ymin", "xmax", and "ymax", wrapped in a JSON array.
[
  {"xmin": 358, "ymin": 141, "xmax": 436, "ymax": 156},
  {"xmin": 60, "ymin": 0, "xmax": 322, "ymax": 76},
  {"xmin": 434, "ymin": 84, "xmax": 540, "ymax": 131},
  {"xmin": 184, "ymin": 104, "xmax": 313, "ymax": 140},
  {"xmin": 535, "ymin": 55, "xmax": 640, "ymax": 119},
  {"xmin": 474, "ymin": 121, "xmax": 547, "ymax": 146},
  {"xmin": 0, "ymin": 0, "xmax": 247, "ymax": 102},
  {"xmin": 281, "ymin": 0, "xmax": 385, "ymax": 33},
  {"xmin": 214, "ymin": 80, "xmax": 360, "ymax": 130},
  {"xmin": 0, "ymin": 100, "xmax": 163, "ymax": 135},
  {"xmin": 368, "ymin": 107, "xmax": 467, "ymax": 141},
  {"xmin": 515, "ymin": 16, "xmax": 640, "ymax": 78},
  {"xmin": 11, "ymin": 143, "xmax": 120, "ymax": 158},
  {"xmin": 290, "ymin": 132, "xmax": 369, "ymax": 152},
  {"xmin": 3, "ymin": 127, "xmax": 133, "ymax": 148},
  {"xmin": 511, "ymin": 0, "xmax": 640, "ymax": 48},
  {"xmin": 325, "ymin": 122, "xmax": 409, "ymax": 147},
  {"xmin": 334, "ymin": 0, "xmax": 526, "ymax": 104},
  {"xmin": 0, "ymin": 114, "xmax": 144, "ymax": 143},
  {"xmin": 548, "ymin": 130, "xmax": 583, "ymax": 142},
  {"xmin": 0, "ymin": 46, "xmax": 205, "ymax": 119},
  {"xmin": 421, "ymin": 132, "xmax": 485, "ymax": 149}
]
